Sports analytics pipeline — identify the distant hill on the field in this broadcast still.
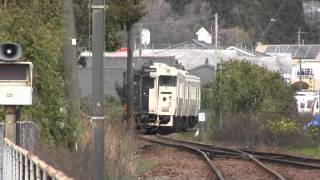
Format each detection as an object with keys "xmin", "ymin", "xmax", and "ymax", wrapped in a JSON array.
[
  {"xmin": 141, "ymin": 0, "xmax": 319, "ymax": 48},
  {"xmin": 303, "ymin": 0, "xmax": 320, "ymax": 43}
]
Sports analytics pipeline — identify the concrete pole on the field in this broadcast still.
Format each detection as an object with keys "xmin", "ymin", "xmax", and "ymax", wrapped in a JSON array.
[
  {"xmin": 4, "ymin": 106, "xmax": 17, "ymax": 143},
  {"xmin": 90, "ymin": 0, "xmax": 105, "ymax": 179},
  {"xmin": 127, "ymin": 24, "xmax": 134, "ymax": 125},
  {"xmin": 215, "ymin": 13, "xmax": 223, "ymax": 128}
]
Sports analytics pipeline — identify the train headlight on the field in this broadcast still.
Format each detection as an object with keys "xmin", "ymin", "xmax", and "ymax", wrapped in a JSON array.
[{"xmin": 163, "ymin": 97, "xmax": 167, "ymax": 101}]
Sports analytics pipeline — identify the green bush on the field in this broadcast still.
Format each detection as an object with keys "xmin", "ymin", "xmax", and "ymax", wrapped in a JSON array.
[
  {"xmin": 207, "ymin": 60, "xmax": 302, "ymax": 146},
  {"xmin": 0, "ymin": 2, "xmax": 78, "ymax": 146},
  {"xmin": 209, "ymin": 60, "xmax": 296, "ymax": 120}
]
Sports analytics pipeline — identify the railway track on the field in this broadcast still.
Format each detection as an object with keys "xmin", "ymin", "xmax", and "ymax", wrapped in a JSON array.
[
  {"xmin": 139, "ymin": 135, "xmax": 300, "ymax": 180},
  {"xmin": 139, "ymin": 134, "xmax": 320, "ymax": 179},
  {"xmin": 158, "ymin": 135, "xmax": 320, "ymax": 169},
  {"xmin": 156, "ymin": 135, "xmax": 287, "ymax": 180},
  {"xmin": 139, "ymin": 135, "xmax": 225, "ymax": 180}
]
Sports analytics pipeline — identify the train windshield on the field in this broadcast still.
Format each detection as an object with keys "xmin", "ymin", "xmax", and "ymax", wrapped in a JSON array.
[
  {"xmin": 142, "ymin": 76, "xmax": 154, "ymax": 89},
  {"xmin": 159, "ymin": 76, "xmax": 177, "ymax": 87}
]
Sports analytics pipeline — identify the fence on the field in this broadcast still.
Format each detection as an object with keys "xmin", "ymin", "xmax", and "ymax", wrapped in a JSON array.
[{"xmin": 3, "ymin": 138, "xmax": 72, "ymax": 180}]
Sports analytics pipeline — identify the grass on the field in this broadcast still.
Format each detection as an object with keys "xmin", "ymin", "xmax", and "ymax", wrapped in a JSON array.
[
  {"xmin": 170, "ymin": 130, "xmax": 212, "ymax": 144},
  {"xmin": 135, "ymin": 159, "xmax": 159, "ymax": 176},
  {"xmin": 285, "ymin": 147, "xmax": 320, "ymax": 158}
]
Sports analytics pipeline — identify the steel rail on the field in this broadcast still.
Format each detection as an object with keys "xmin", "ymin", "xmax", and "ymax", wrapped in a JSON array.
[
  {"xmin": 157, "ymin": 135, "xmax": 286, "ymax": 180},
  {"xmin": 253, "ymin": 155, "xmax": 320, "ymax": 169},
  {"xmin": 239, "ymin": 149, "xmax": 320, "ymax": 164},
  {"xmin": 200, "ymin": 148, "xmax": 320, "ymax": 169},
  {"xmin": 138, "ymin": 135, "xmax": 225, "ymax": 180}
]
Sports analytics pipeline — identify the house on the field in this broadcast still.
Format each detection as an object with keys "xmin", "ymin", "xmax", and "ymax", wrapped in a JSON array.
[
  {"xmin": 195, "ymin": 27, "xmax": 212, "ymax": 44},
  {"xmin": 189, "ymin": 59, "xmax": 215, "ymax": 86},
  {"xmin": 256, "ymin": 44, "xmax": 320, "ymax": 90}
]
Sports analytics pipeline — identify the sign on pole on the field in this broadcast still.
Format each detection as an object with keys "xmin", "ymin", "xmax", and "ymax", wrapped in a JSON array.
[
  {"xmin": 198, "ymin": 112, "xmax": 206, "ymax": 122},
  {"xmin": 141, "ymin": 29, "xmax": 150, "ymax": 46}
]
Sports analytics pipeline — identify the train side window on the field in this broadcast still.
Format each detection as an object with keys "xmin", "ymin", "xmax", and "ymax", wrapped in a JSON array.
[
  {"xmin": 307, "ymin": 100, "xmax": 313, "ymax": 109},
  {"xmin": 300, "ymin": 102, "xmax": 305, "ymax": 109},
  {"xmin": 159, "ymin": 76, "xmax": 177, "ymax": 86}
]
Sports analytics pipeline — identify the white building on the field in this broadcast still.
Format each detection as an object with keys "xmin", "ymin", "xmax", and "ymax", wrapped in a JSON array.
[
  {"xmin": 195, "ymin": 27, "xmax": 212, "ymax": 44},
  {"xmin": 256, "ymin": 44, "xmax": 320, "ymax": 90}
]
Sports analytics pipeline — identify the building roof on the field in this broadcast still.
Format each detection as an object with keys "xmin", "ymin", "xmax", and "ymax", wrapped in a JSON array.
[
  {"xmin": 195, "ymin": 27, "xmax": 211, "ymax": 36},
  {"xmin": 189, "ymin": 64, "xmax": 215, "ymax": 72},
  {"xmin": 170, "ymin": 39, "xmax": 214, "ymax": 49},
  {"xmin": 226, "ymin": 46, "xmax": 266, "ymax": 57},
  {"xmin": 256, "ymin": 44, "xmax": 320, "ymax": 59},
  {"xmin": 80, "ymin": 47, "xmax": 291, "ymax": 73}
]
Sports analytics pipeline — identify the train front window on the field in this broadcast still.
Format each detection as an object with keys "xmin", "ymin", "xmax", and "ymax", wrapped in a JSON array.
[
  {"xmin": 142, "ymin": 76, "xmax": 154, "ymax": 89},
  {"xmin": 159, "ymin": 76, "xmax": 177, "ymax": 87}
]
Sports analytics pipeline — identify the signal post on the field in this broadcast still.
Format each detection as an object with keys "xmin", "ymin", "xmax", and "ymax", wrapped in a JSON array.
[
  {"xmin": 4, "ymin": 106, "xmax": 17, "ymax": 142},
  {"xmin": 0, "ymin": 43, "xmax": 33, "ymax": 144}
]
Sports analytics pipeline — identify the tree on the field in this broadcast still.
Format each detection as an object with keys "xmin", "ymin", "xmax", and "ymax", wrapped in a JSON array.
[
  {"xmin": 143, "ymin": 0, "xmax": 316, "ymax": 45},
  {"xmin": 74, "ymin": 0, "xmax": 144, "ymax": 51},
  {"xmin": 107, "ymin": 0, "xmax": 144, "ymax": 124},
  {"xmin": 208, "ymin": 60, "xmax": 297, "ymax": 124},
  {"xmin": 0, "ymin": 1, "xmax": 78, "ymax": 146}
]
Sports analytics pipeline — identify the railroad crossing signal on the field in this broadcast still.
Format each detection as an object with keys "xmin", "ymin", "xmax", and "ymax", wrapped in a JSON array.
[
  {"xmin": 0, "ymin": 42, "xmax": 33, "ymax": 105},
  {"xmin": 0, "ymin": 42, "xmax": 33, "ymax": 145}
]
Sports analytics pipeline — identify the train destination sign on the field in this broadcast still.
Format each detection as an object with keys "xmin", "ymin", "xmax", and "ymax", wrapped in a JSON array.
[{"xmin": 143, "ymin": 68, "xmax": 156, "ymax": 73}]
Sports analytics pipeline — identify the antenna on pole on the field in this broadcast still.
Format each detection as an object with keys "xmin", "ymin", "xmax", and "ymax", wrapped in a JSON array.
[
  {"xmin": 297, "ymin": 27, "xmax": 307, "ymax": 91},
  {"xmin": 297, "ymin": 27, "xmax": 307, "ymax": 47}
]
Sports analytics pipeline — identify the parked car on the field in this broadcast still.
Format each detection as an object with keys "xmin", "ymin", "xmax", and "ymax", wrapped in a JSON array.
[
  {"xmin": 294, "ymin": 91, "xmax": 318, "ymax": 114},
  {"xmin": 307, "ymin": 114, "xmax": 320, "ymax": 127}
]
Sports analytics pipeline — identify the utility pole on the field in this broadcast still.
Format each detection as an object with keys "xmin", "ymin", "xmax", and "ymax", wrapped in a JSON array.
[
  {"xmin": 90, "ymin": 0, "xmax": 105, "ymax": 179},
  {"xmin": 140, "ymin": 23, "xmax": 143, "ymax": 50},
  {"xmin": 297, "ymin": 27, "xmax": 307, "ymax": 90},
  {"xmin": 127, "ymin": 24, "xmax": 134, "ymax": 124},
  {"xmin": 215, "ymin": 13, "xmax": 223, "ymax": 128},
  {"xmin": 297, "ymin": 27, "xmax": 307, "ymax": 46},
  {"xmin": 4, "ymin": 106, "xmax": 17, "ymax": 143}
]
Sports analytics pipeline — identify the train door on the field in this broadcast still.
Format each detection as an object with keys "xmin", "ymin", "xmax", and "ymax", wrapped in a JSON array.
[{"xmin": 157, "ymin": 75, "xmax": 177, "ymax": 114}]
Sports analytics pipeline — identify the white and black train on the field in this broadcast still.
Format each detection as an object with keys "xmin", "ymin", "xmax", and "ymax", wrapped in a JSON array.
[{"xmin": 125, "ymin": 63, "xmax": 201, "ymax": 131}]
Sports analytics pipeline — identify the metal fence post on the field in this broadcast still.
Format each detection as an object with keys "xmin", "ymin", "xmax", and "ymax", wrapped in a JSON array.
[
  {"xmin": 25, "ymin": 155, "xmax": 29, "ymax": 180},
  {"xmin": 30, "ymin": 160, "xmax": 34, "ymax": 180},
  {"xmin": 19, "ymin": 153, "xmax": 23, "ymax": 180},
  {"xmin": 36, "ymin": 164, "xmax": 41, "ymax": 180},
  {"xmin": 2, "ymin": 144, "xmax": 6, "ymax": 180}
]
